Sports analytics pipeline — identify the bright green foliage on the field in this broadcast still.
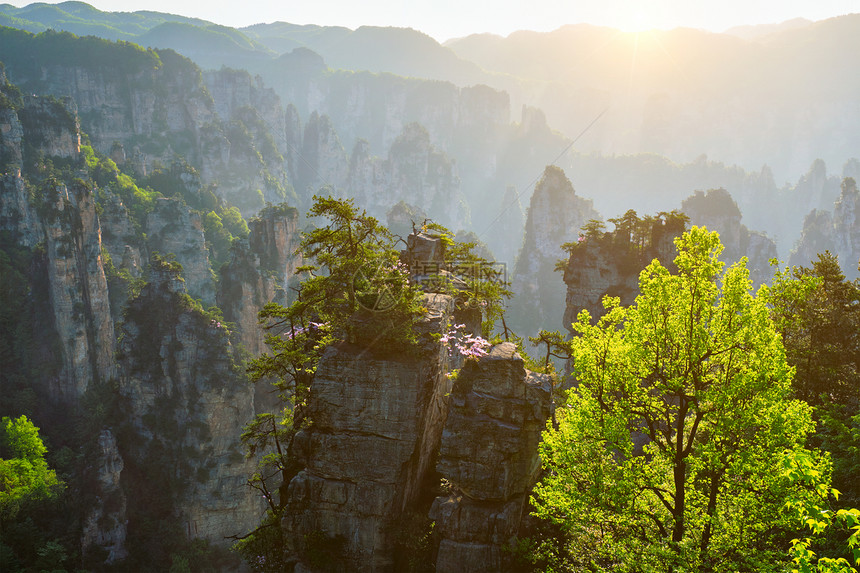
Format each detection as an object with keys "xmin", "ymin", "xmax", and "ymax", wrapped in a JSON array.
[
  {"xmin": 533, "ymin": 227, "xmax": 819, "ymax": 571},
  {"xmin": 783, "ymin": 450, "xmax": 860, "ymax": 572},
  {"xmin": 0, "ymin": 415, "xmax": 62, "ymax": 519},
  {"xmin": 765, "ymin": 252, "xmax": 860, "ymax": 561}
]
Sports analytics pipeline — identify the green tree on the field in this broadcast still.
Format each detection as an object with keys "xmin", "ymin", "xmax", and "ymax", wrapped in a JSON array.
[
  {"xmin": 533, "ymin": 227, "xmax": 821, "ymax": 571},
  {"xmin": 0, "ymin": 415, "xmax": 62, "ymax": 519}
]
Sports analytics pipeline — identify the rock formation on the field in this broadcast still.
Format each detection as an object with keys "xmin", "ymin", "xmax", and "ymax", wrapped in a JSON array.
[
  {"xmin": 118, "ymin": 256, "xmax": 262, "ymax": 543},
  {"xmin": 680, "ymin": 188, "xmax": 777, "ymax": 286},
  {"xmin": 1, "ymin": 31, "xmax": 291, "ymax": 216},
  {"xmin": 346, "ymin": 123, "xmax": 467, "ymax": 229},
  {"xmin": 791, "ymin": 176, "xmax": 860, "ymax": 279},
  {"xmin": 145, "ymin": 197, "xmax": 216, "ymax": 305},
  {"xmin": 280, "ymin": 293, "xmax": 454, "ymax": 571},
  {"xmin": 219, "ymin": 203, "xmax": 303, "ymax": 357},
  {"xmin": 279, "ymin": 235, "xmax": 552, "ymax": 572},
  {"xmin": 1, "ymin": 73, "xmax": 270, "ymax": 566},
  {"xmin": 509, "ymin": 165, "xmax": 598, "ymax": 336},
  {"xmin": 431, "ymin": 343, "xmax": 552, "ymax": 572},
  {"xmin": 562, "ymin": 213, "xmax": 684, "ymax": 331}
]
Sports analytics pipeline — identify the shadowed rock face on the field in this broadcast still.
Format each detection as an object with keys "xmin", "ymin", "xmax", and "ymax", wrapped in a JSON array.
[
  {"xmin": 118, "ymin": 259, "xmax": 262, "ymax": 545},
  {"xmin": 431, "ymin": 342, "xmax": 552, "ymax": 573},
  {"xmin": 282, "ymin": 294, "xmax": 456, "ymax": 572},
  {"xmin": 279, "ymin": 295, "xmax": 550, "ymax": 573}
]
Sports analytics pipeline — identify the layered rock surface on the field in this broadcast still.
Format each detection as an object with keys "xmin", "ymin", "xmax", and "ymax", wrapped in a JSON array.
[
  {"xmin": 282, "ymin": 293, "xmax": 456, "ymax": 572},
  {"xmin": 431, "ymin": 343, "xmax": 552, "ymax": 573}
]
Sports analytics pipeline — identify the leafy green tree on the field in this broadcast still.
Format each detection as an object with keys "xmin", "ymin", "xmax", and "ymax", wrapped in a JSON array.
[
  {"xmin": 0, "ymin": 415, "xmax": 62, "ymax": 519},
  {"xmin": 533, "ymin": 227, "xmax": 821, "ymax": 571}
]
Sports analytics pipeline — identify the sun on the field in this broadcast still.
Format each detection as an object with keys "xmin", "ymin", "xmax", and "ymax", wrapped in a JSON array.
[{"xmin": 614, "ymin": 7, "xmax": 665, "ymax": 33}]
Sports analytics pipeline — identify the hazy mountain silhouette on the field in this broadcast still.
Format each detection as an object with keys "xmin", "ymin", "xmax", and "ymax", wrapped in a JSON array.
[{"xmin": 724, "ymin": 18, "xmax": 813, "ymax": 40}]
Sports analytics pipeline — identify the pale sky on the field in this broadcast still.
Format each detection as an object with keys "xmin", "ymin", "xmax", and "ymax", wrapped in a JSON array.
[{"xmin": 8, "ymin": 0, "xmax": 860, "ymax": 40}]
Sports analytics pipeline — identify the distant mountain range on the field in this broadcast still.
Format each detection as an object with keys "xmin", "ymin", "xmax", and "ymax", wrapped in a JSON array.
[{"xmin": 1, "ymin": 2, "xmax": 857, "ymax": 183}]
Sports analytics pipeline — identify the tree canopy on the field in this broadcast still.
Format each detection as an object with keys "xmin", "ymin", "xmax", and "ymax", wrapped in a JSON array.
[
  {"xmin": 533, "ymin": 227, "xmax": 823, "ymax": 571},
  {"xmin": 0, "ymin": 415, "xmax": 62, "ymax": 520}
]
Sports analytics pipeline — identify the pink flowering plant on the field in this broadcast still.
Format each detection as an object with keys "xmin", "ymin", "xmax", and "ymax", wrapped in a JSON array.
[{"xmin": 441, "ymin": 323, "xmax": 491, "ymax": 360}]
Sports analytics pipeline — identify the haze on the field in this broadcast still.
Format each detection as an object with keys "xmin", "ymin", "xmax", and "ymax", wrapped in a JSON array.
[{"xmin": 5, "ymin": 0, "xmax": 859, "ymax": 39}]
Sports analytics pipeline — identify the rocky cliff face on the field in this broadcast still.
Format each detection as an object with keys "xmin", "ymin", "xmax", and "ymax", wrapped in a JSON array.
[
  {"xmin": 509, "ymin": 165, "xmax": 598, "ymax": 336},
  {"xmin": 81, "ymin": 429, "xmax": 129, "ymax": 564},
  {"xmin": 118, "ymin": 257, "xmax": 262, "ymax": 543},
  {"xmin": 146, "ymin": 197, "xmax": 215, "ymax": 305},
  {"xmin": 791, "ymin": 177, "xmax": 860, "ymax": 279},
  {"xmin": 2, "ymin": 32, "xmax": 290, "ymax": 215},
  {"xmin": 431, "ymin": 343, "xmax": 551, "ymax": 572},
  {"xmin": 0, "ymin": 93, "xmax": 114, "ymax": 401},
  {"xmin": 680, "ymin": 188, "xmax": 777, "ymax": 286},
  {"xmin": 562, "ymin": 216, "xmax": 683, "ymax": 332},
  {"xmin": 219, "ymin": 204, "xmax": 302, "ymax": 357},
  {"xmin": 2, "ymin": 74, "xmax": 268, "ymax": 566},
  {"xmin": 346, "ymin": 123, "xmax": 466, "ymax": 228},
  {"xmin": 202, "ymin": 68, "xmax": 292, "ymax": 214},
  {"xmin": 280, "ymin": 289, "xmax": 551, "ymax": 572},
  {"xmin": 282, "ymin": 293, "xmax": 456, "ymax": 572}
]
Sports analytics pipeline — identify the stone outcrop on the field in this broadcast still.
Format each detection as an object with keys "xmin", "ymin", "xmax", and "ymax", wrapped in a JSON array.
[
  {"xmin": 282, "ymin": 293, "xmax": 456, "ymax": 572},
  {"xmin": 431, "ymin": 343, "xmax": 552, "ymax": 572},
  {"xmin": 509, "ymin": 165, "xmax": 598, "ymax": 336},
  {"xmin": 562, "ymin": 217, "xmax": 682, "ymax": 331},
  {"xmin": 791, "ymin": 177, "xmax": 860, "ymax": 279},
  {"xmin": 81, "ymin": 429, "xmax": 129, "ymax": 564},
  {"xmin": 118, "ymin": 256, "xmax": 262, "ymax": 543},
  {"xmin": 0, "ymin": 94, "xmax": 114, "ymax": 400},
  {"xmin": 680, "ymin": 188, "xmax": 777, "ymax": 286},
  {"xmin": 2, "ymin": 72, "xmax": 267, "ymax": 565},
  {"xmin": 218, "ymin": 203, "xmax": 303, "ymax": 356},
  {"xmin": 145, "ymin": 197, "xmax": 215, "ymax": 305}
]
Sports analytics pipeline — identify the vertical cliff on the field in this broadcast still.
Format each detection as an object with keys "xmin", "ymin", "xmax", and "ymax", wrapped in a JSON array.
[
  {"xmin": 145, "ymin": 197, "xmax": 215, "ymax": 305},
  {"xmin": 1, "ymin": 30, "xmax": 291, "ymax": 216},
  {"xmin": 680, "ymin": 188, "xmax": 777, "ymax": 286},
  {"xmin": 0, "ymin": 92, "xmax": 114, "ymax": 401},
  {"xmin": 509, "ymin": 166, "xmax": 598, "ymax": 336},
  {"xmin": 2, "ymin": 71, "xmax": 267, "ymax": 568},
  {"xmin": 117, "ymin": 256, "xmax": 262, "ymax": 547},
  {"xmin": 219, "ymin": 203, "xmax": 302, "ymax": 357},
  {"xmin": 791, "ymin": 177, "xmax": 860, "ymax": 279},
  {"xmin": 282, "ymin": 293, "xmax": 456, "ymax": 572},
  {"xmin": 346, "ymin": 123, "xmax": 467, "ymax": 229},
  {"xmin": 431, "ymin": 343, "xmax": 552, "ymax": 573}
]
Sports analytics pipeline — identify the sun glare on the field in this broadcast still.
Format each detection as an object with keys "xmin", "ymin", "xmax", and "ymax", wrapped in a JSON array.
[{"xmin": 615, "ymin": 7, "xmax": 664, "ymax": 33}]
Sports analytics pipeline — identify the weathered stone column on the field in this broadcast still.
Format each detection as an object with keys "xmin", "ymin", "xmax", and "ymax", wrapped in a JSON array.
[{"xmin": 431, "ymin": 342, "xmax": 552, "ymax": 573}]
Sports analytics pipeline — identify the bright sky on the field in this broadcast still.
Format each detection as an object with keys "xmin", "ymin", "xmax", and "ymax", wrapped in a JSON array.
[{"xmin": 9, "ymin": 0, "xmax": 860, "ymax": 40}]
